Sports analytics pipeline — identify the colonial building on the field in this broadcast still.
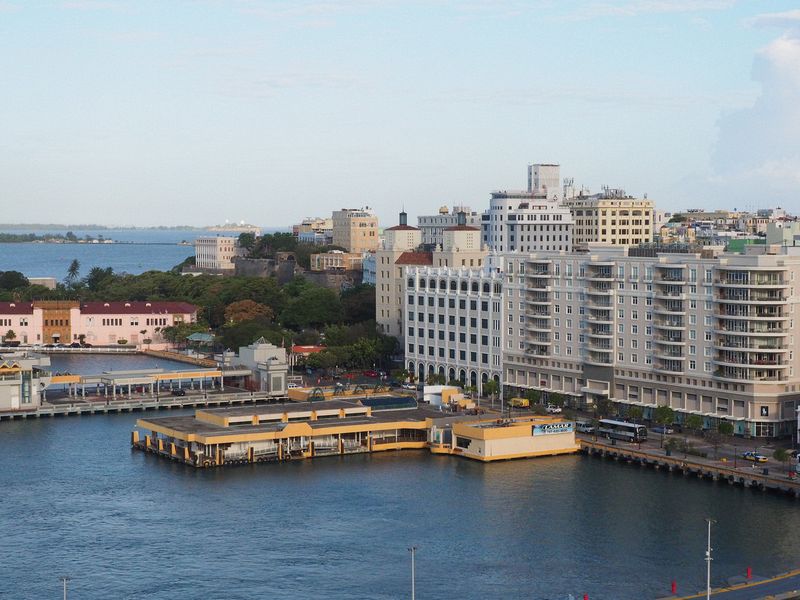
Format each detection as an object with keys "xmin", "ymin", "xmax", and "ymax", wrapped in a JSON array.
[
  {"xmin": 0, "ymin": 301, "xmax": 197, "ymax": 348},
  {"xmin": 309, "ymin": 250, "xmax": 363, "ymax": 271},
  {"xmin": 417, "ymin": 205, "xmax": 481, "ymax": 249},
  {"xmin": 194, "ymin": 236, "xmax": 238, "ymax": 272}
]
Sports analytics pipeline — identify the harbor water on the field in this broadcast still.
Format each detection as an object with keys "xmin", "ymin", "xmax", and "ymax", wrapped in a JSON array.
[{"xmin": 2, "ymin": 407, "xmax": 800, "ymax": 598}]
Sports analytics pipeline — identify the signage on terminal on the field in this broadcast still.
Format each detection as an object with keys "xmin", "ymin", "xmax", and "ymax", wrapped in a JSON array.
[{"xmin": 533, "ymin": 422, "xmax": 574, "ymax": 436}]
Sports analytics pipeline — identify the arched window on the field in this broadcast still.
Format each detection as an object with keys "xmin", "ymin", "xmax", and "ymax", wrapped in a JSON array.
[
  {"xmin": 460, "ymin": 281, "xmax": 467, "ymax": 292},
  {"xmin": 482, "ymin": 282, "xmax": 490, "ymax": 293},
  {"xmin": 471, "ymin": 282, "xmax": 479, "ymax": 292},
  {"xmin": 450, "ymin": 280, "xmax": 457, "ymax": 291}
]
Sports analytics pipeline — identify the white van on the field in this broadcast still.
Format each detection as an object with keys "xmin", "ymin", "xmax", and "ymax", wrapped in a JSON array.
[{"xmin": 575, "ymin": 421, "xmax": 595, "ymax": 434}]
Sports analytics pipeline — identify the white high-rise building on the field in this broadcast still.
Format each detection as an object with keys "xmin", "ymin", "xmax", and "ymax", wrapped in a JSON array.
[{"xmin": 527, "ymin": 163, "xmax": 561, "ymax": 197}]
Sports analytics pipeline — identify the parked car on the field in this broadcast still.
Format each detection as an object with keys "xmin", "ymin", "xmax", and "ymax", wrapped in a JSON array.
[
  {"xmin": 363, "ymin": 370, "xmax": 379, "ymax": 378},
  {"xmin": 652, "ymin": 425, "xmax": 675, "ymax": 434},
  {"xmin": 545, "ymin": 404, "xmax": 562, "ymax": 414},
  {"xmin": 742, "ymin": 451, "xmax": 768, "ymax": 463},
  {"xmin": 69, "ymin": 342, "xmax": 81, "ymax": 348},
  {"xmin": 576, "ymin": 421, "xmax": 595, "ymax": 434},
  {"xmin": 171, "ymin": 389, "xmax": 186, "ymax": 397}
]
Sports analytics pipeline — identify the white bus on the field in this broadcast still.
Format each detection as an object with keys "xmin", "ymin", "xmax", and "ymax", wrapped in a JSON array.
[{"xmin": 597, "ymin": 419, "xmax": 648, "ymax": 443}]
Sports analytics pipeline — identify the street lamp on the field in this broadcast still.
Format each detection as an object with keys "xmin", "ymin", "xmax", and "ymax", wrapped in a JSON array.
[
  {"xmin": 705, "ymin": 519, "xmax": 716, "ymax": 600},
  {"xmin": 408, "ymin": 546, "xmax": 417, "ymax": 600},
  {"xmin": 734, "ymin": 444, "xmax": 737, "ymax": 468}
]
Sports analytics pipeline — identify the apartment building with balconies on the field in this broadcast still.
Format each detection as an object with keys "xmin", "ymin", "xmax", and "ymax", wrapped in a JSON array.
[{"xmin": 503, "ymin": 245, "xmax": 800, "ymax": 438}]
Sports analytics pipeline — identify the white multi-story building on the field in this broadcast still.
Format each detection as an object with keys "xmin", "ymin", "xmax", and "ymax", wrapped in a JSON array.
[
  {"xmin": 481, "ymin": 190, "xmax": 573, "ymax": 253},
  {"xmin": 404, "ymin": 263, "xmax": 504, "ymax": 394},
  {"xmin": 502, "ymin": 244, "xmax": 800, "ymax": 438},
  {"xmin": 195, "ymin": 236, "xmax": 238, "ymax": 271},
  {"xmin": 418, "ymin": 206, "xmax": 481, "ymax": 249}
]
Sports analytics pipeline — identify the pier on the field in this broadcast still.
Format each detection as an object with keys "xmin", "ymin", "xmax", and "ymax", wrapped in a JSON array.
[
  {"xmin": 0, "ymin": 390, "xmax": 278, "ymax": 421},
  {"xmin": 580, "ymin": 438, "xmax": 800, "ymax": 498}
]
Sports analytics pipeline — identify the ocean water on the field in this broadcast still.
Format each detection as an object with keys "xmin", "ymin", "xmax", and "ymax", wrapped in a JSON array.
[
  {"xmin": 1, "ymin": 410, "xmax": 799, "ymax": 599},
  {"xmin": 0, "ymin": 227, "xmax": 283, "ymax": 278}
]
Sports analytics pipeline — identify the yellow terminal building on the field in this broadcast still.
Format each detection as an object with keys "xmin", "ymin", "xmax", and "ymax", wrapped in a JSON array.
[{"xmin": 132, "ymin": 394, "xmax": 579, "ymax": 468}]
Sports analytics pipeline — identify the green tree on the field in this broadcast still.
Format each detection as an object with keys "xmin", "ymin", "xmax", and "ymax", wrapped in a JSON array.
[
  {"xmin": 483, "ymin": 379, "xmax": 499, "ymax": 405},
  {"xmin": 341, "ymin": 284, "xmax": 376, "ymax": 323},
  {"xmin": 65, "ymin": 259, "xmax": 80, "ymax": 286},
  {"xmin": 224, "ymin": 299, "xmax": 274, "ymax": 324},
  {"xmin": 238, "ymin": 232, "xmax": 256, "ymax": 253},
  {"xmin": 280, "ymin": 285, "xmax": 342, "ymax": 329},
  {"xmin": 525, "ymin": 389, "xmax": 542, "ymax": 405},
  {"xmin": 773, "ymin": 448, "xmax": 791, "ymax": 475},
  {"xmin": 718, "ymin": 420, "xmax": 734, "ymax": 437},
  {"xmin": 548, "ymin": 392, "xmax": 566, "ymax": 408},
  {"xmin": 594, "ymin": 397, "xmax": 614, "ymax": 418},
  {"xmin": 685, "ymin": 414, "xmax": 703, "ymax": 434},
  {"xmin": 426, "ymin": 373, "xmax": 446, "ymax": 385},
  {"xmin": 83, "ymin": 267, "xmax": 114, "ymax": 292},
  {"xmin": 3, "ymin": 329, "xmax": 16, "ymax": 342},
  {"xmin": 628, "ymin": 406, "xmax": 644, "ymax": 423},
  {"xmin": 0, "ymin": 271, "xmax": 29, "ymax": 290},
  {"xmin": 653, "ymin": 405, "xmax": 675, "ymax": 449}
]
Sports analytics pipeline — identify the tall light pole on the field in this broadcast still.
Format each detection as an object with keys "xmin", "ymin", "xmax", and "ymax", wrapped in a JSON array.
[
  {"xmin": 408, "ymin": 546, "xmax": 417, "ymax": 600},
  {"xmin": 60, "ymin": 576, "xmax": 71, "ymax": 600},
  {"xmin": 705, "ymin": 518, "xmax": 715, "ymax": 600}
]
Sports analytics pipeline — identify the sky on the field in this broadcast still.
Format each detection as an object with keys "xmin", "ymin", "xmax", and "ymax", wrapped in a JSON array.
[{"xmin": 1, "ymin": 1, "xmax": 799, "ymax": 227}]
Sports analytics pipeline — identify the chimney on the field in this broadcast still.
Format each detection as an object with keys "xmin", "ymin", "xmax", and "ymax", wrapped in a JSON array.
[{"xmin": 399, "ymin": 211, "xmax": 407, "ymax": 226}]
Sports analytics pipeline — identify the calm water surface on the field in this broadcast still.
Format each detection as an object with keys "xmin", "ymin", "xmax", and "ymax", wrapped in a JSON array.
[{"xmin": 1, "ymin": 411, "xmax": 799, "ymax": 599}]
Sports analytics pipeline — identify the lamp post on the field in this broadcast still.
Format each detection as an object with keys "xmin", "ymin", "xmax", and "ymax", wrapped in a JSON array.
[
  {"xmin": 734, "ymin": 444, "xmax": 737, "ymax": 468},
  {"xmin": 408, "ymin": 546, "xmax": 417, "ymax": 600},
  {"xmin": 705, "ymin": 519, "xmax": 715, "ymax": 600}
]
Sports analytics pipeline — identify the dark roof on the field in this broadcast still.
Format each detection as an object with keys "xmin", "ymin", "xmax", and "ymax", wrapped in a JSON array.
[
  {"xmin": 385, "ymin": 224, "xmax": 419, "ymax": 231},
  {"xmin": 445, "ymin": 225, "xmax": 480, "ymax": 231},
  {"xmin": 80, "ymin": 301, "xmax": 198, "ymax": 315},
  {"xmin": 0, "ymin": 302, "xmax": 34, "ymax": 315},
  {"xmin": 395, "ymin": 252, "xmax": 433, "ymax": 266}
]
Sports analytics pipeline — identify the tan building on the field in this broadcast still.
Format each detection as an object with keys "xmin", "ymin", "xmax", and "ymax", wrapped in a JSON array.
[
  {"xmin": 376, "ymin": 212, "xmax": 423, "ymax": 340},
  {"xmin": 566, "ymin": 190, "xmax": 654, "ymax": 248},
  {"xmin": 502, "ymin": 244, "xmax": 800, "ymax": 438},
  {"xmin": 377, "ymin": 211, "xmax": 489, "ymax": 344},
  {"xmin": 332, "ymin": 208, "xmax": 379, "ymax": 253},
  {"xmin": 309, "ymin": 250, "xmax": 363, "ymax": 271}
]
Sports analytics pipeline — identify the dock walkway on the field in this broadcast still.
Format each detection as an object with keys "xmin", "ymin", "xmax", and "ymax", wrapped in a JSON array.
[
  {"xmin": 0, "ymin": 391, "xmax": 282, "ymax": 421},
  {"xmin": 580, "ymin": 438, "xmax": 800, "ymax": 498}
]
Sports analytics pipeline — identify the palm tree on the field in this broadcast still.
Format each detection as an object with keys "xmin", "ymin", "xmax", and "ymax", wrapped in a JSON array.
[
  {"xmin": 483, "ymin": 379, "xmax": 499, "ymax": 409},
  {"xmin": 65, "ymin": 259, "xmax": 80, "ymax": 286}
]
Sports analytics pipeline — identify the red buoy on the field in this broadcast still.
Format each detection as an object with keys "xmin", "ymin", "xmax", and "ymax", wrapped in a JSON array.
[
  {"xmin": 747, "ymin": 566, "xmax": 752, "ymax": 580},
  {"xmin": 672, "ymin": 580, "xmax": 677, "ymax": 594},
  {"xmin": 583, "ymin": 595, "xmax": 589, "ymax": 600}
]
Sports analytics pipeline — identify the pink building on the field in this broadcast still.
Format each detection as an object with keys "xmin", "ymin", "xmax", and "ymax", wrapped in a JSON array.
[{"xmin": 0, "ymin": 301, "xmax": 198, "ymax": 349}]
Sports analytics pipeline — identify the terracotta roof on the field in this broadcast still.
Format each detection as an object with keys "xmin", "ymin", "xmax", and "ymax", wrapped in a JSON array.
[
  {"xmin": 80, "ymin": 301, "xmax": 198, "ymax": 315},
  {"xmin": 385, "ymin": 224, "xmax": 419, "ymax": 231},
  {"xmin": 445, "ymin": 225, "xmax": 480, "ymax": 231},
  {"xmin": 292, "ymin": 345, "xmax": 325, "ymax": 354},
  {"xmin": 395, "ymin": 252, "xmax": 433, "ymax": 266},
  {"xmin": 0, "ymin": 302, "xmax": 34, "ymax": 315}
]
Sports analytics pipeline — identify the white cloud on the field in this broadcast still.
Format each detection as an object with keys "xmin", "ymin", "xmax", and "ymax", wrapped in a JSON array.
[{"xmin": 686, "ymin": 14, "xmax": 800, "ymax": 207}]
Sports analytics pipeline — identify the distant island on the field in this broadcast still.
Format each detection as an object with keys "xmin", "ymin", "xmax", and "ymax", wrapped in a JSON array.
[{"xmin": 0, "ymin": 232, "xmax": 115, "ymax": 244}]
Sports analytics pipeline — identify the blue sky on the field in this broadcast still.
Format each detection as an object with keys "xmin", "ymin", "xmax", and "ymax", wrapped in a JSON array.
[{"xmin": 1, "ymin": 1, "xmax": 799, "ymax": 227}]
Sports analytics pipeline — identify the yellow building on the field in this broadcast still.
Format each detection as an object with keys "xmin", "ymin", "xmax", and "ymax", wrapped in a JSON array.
[
  {"xmin": 309, "ymin": 250, "xmax": 363, "ymax": 271},
  {"xmin": 566, "ymin": 192, "xmax": 654, "ymax": 248},
  {"xmin": 132, "ymin": 396, "xmax": 579, "ymax": 468},
  {"xmin": 332, "ymin": 208, "xmax": 379, "ymax": 254}
]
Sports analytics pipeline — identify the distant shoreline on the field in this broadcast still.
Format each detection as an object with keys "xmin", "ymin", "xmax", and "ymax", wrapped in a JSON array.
[{"xmin": 0, "ymin": 224, "xmax": 272, "ymax": 231}]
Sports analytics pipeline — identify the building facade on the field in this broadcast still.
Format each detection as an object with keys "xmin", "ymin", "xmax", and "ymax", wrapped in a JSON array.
[
  {"xmin": 481, "ymin": 190, "xmax": 573, "ymax": 253},
  {"xmin": 362, "ymin": 252, "xmax": 376, "ymax": 286},
  {"xmin": 309, "ymin": 250, "xmax": 363, "ymax": 271},
  {"xmin": 332, "ymin": 208, "xmax": 379, "ymax": 254},
  {"xmin": 404, "ymin": 264, "xmax": 504, "ymax": 395},
  {"xmin": 565, "ymin": 190, "xmax": 654, "ymax": 248},
  {"xmin": 194, "ymin": 236, "xmax": 238, "ymax": 271},
  {"xmin": 502, "ymin": 245, "xmax": 800, "ymax": 438},
  {"xmin": 417, "ymin": 205, "xmax": 481, "ymax": 249},
  {"xmin": 0, "ymin": 352, "xmax": 51, "ymax": 411},
  {"xmin": 0, "ymin": 301, "xmax": 197, "ymax": 347}
]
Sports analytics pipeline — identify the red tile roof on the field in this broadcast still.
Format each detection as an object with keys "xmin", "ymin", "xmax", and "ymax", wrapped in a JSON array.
[
  {"xmin": 0, "ymin": 302, "xmax": 34, "ymax": 315},
  {"xmin": 80, "ymin": 301, "xmax": 198, "ymax": 315},
  {"xmin": 395, "ymin": 252, "xmax": 433, "ymax": 266},
  {"xmin": 292, "ymin": 345, "xmax": 325, "ymax": 354},
  {"xmin": 385, "ymin": 224, "xmax": 419, "ymax": 231},
  {"xmin": 445, "ymin": 225, "xmax": 480, "ymax": 231}
]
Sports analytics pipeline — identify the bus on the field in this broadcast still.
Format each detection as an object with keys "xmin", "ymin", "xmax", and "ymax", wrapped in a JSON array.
[{"xmin": 597, "ymin": 419, "xmax": 648, "ymax": 443}]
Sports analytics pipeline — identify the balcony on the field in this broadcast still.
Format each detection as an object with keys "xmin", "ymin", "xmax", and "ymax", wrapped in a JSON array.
[
  {"xmin": 713, "ymin": 325, "xmax": 787, "ymax": 336},
  {"xmin": 714, "ymin": 367, "xmax": 788, "ymax": 382},
  {"xmin": 654, "ymin": 350, "xmax": 685, "ymax": 360},
  {"xmin": 655, "ymin": 336, "xmax": 685, "ymax": 345},
  {"xmin": 653, "ymin": 319, "xmax": 684, "ymax": 329},
  {"xmin": 654, "ymin": 359, "xmax": 684, "ymax": 374}
]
